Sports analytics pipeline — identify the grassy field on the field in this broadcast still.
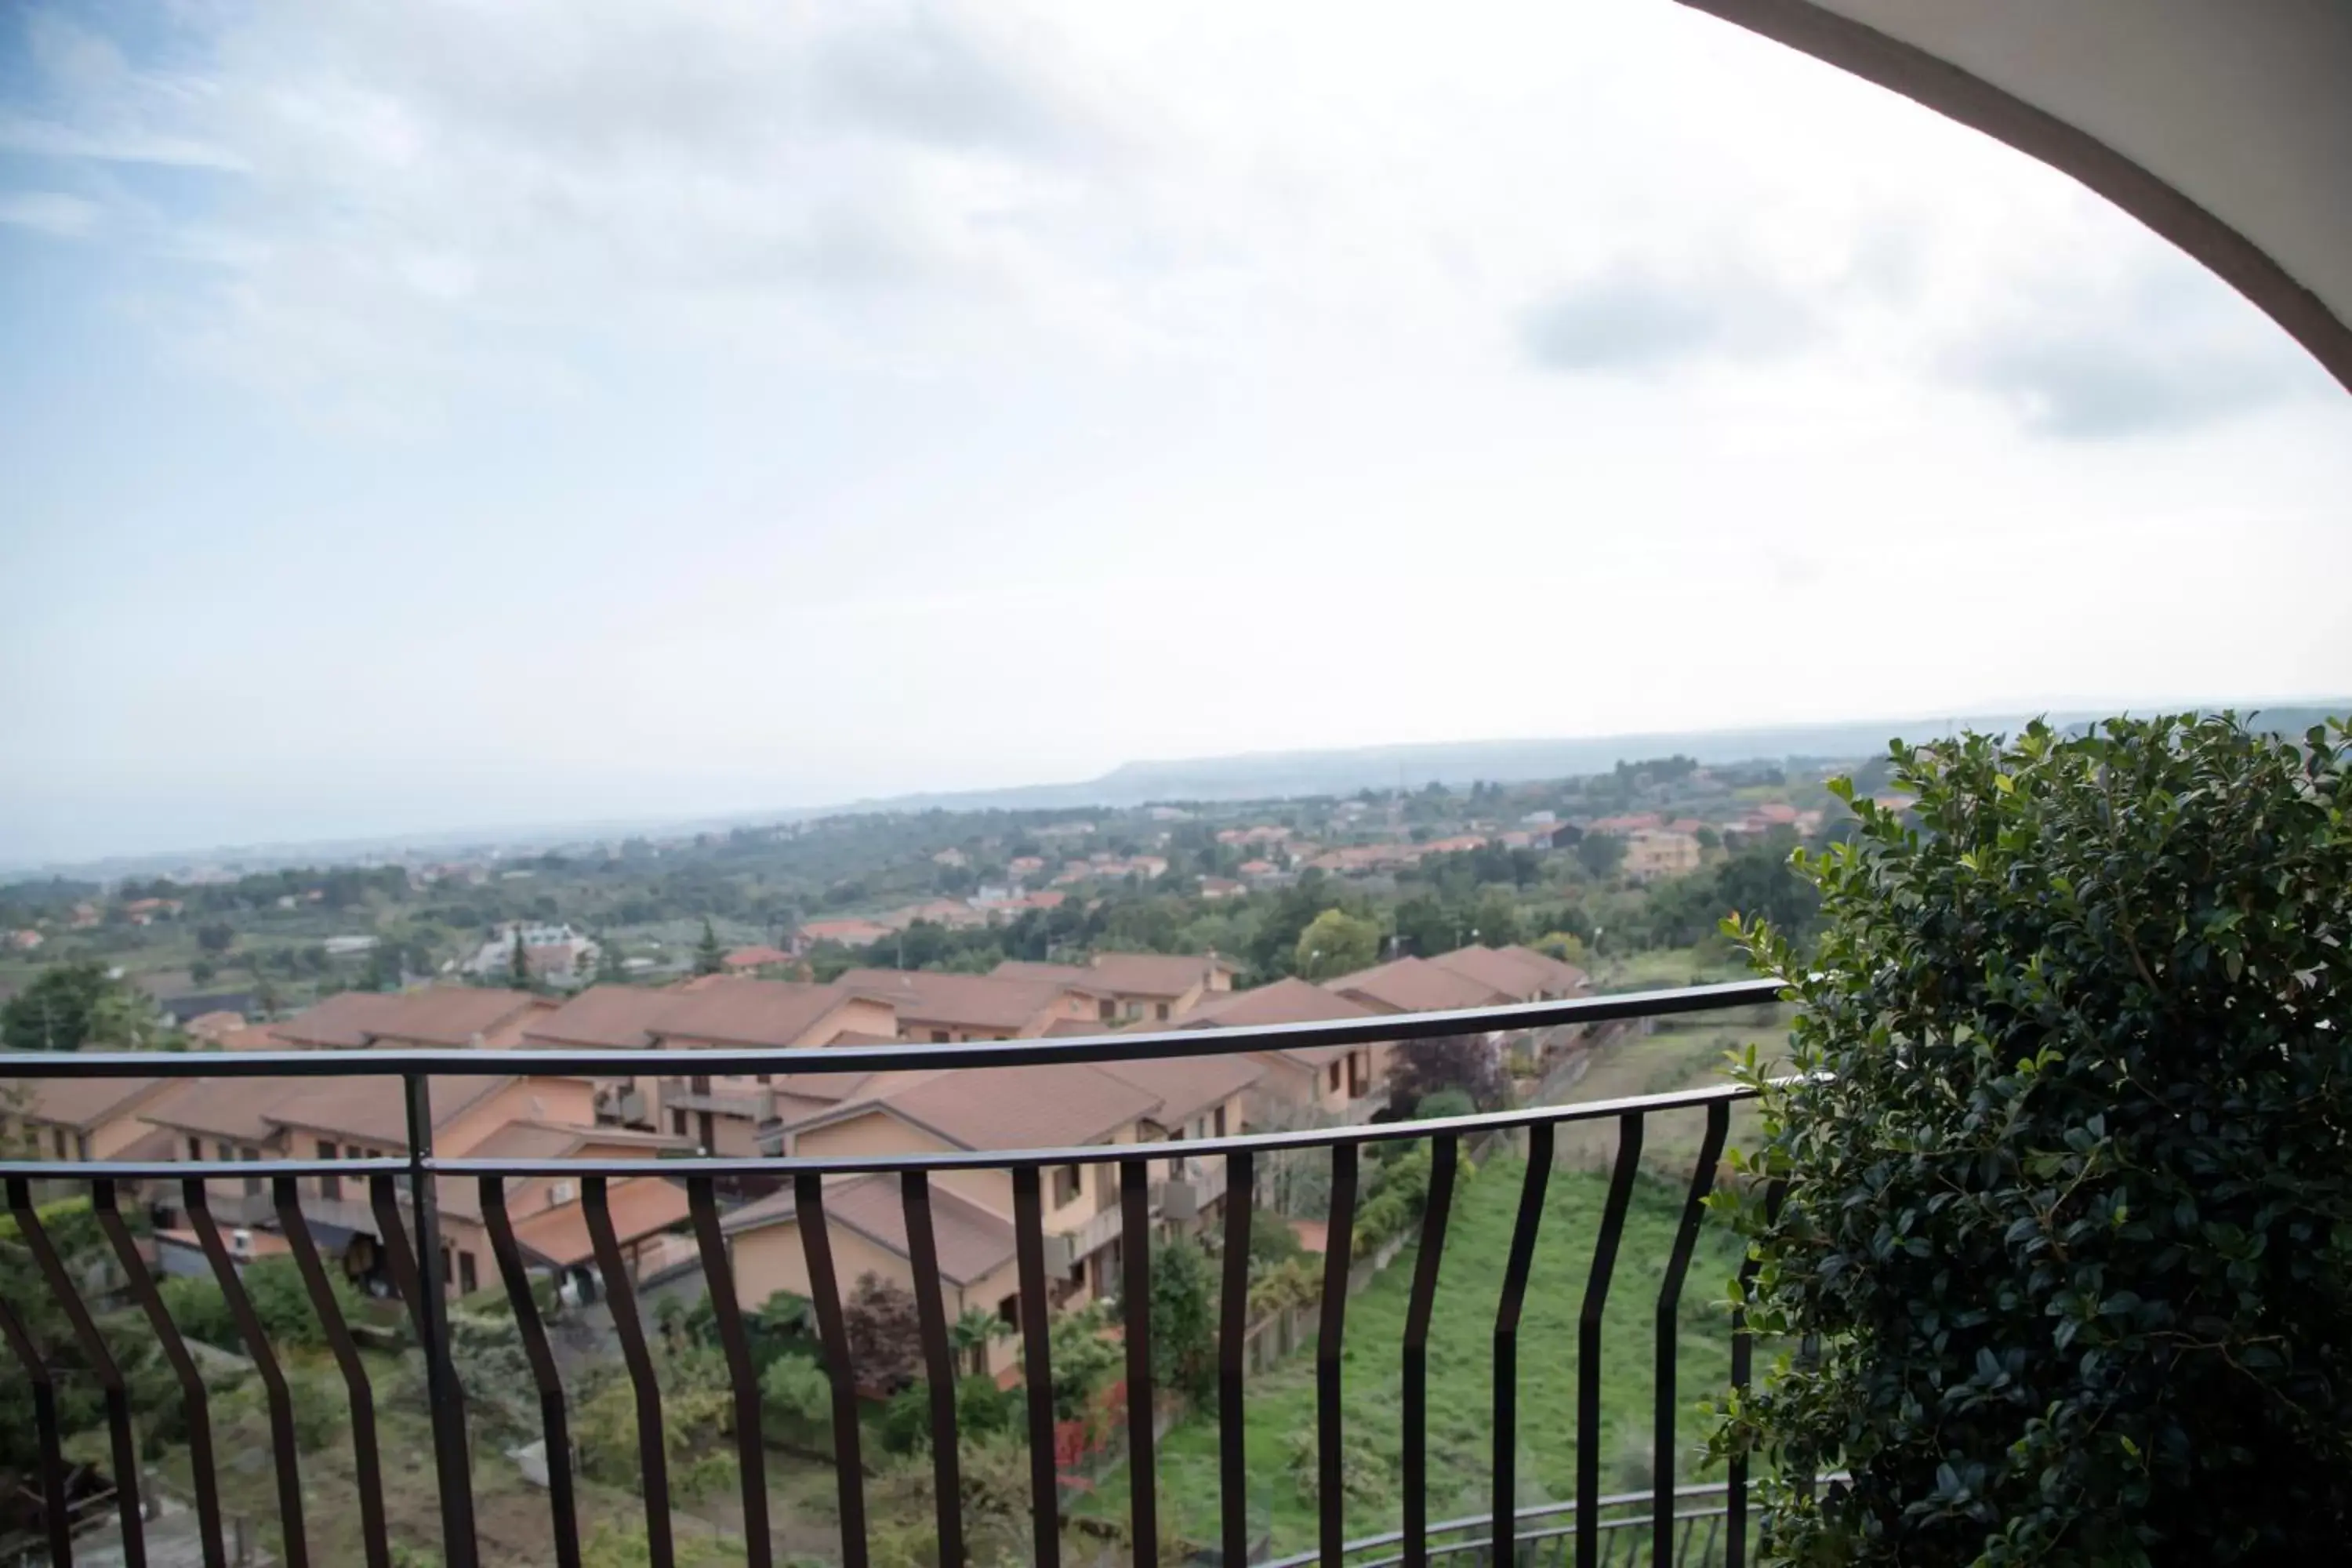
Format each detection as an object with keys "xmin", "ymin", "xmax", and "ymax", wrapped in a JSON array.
[
  {"xmin": 1549, "ymin": 1008, "xmax": 1791, "ymax": 1180},
  {"xmin": 1079, "ymin": 1153, "xmax": 1749, "ymax": 1557}
]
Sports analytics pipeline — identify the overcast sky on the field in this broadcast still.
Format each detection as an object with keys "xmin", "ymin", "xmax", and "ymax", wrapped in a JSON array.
[{"xmin": 3, "ymin": 0, "xmax": 2347, "ymax": 866}]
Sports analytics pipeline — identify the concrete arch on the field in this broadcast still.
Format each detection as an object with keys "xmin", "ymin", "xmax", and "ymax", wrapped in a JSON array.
[{"xmin": 1679, "ymin": 0, "xmax": 2352, "ymax": 394}]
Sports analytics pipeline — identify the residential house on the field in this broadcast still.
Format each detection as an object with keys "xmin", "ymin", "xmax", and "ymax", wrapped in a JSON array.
[
  {"xmin": 739, "ymin": 1062, "xmax": 1176, "ymax": 1369},
  {"xmin": 137, "ymin": 1043, "xmax": 677, "ymax": 1305},
  {"xmin": 1621, "ymin": 829, "xmax": 1703, "ymax": 883},
  {"xmin": 1198, "ymin": 877, "xmax": 1246, "ymax": 900},
  {"xmin": 1169, "ymin": 977, "xmax": 1390, "ymax": 1121},
  {"xmin": 836, "ymin": 968, "xmax": 1100, "ymax": 1044},
  {"xmin": 9, "ymin": 928, "xmax": 44, "ymax": 950},
  {"xmin": 267, "ymin": 986, "xmax": 548, "ymax": 1051},
  {"xmin": 523, "ymin": 979, "xmax": 900, "ymax": 1157},
  {"xmin": 1323, "ymin": 957, "xmax": 1522, "ymax": 1105},
  {"xmin": 1426, "ymin": 944, "xmax": 1594, "ymax": 1062},
  {"xmin": 989, "ymin": 952, "xmax": 1238, "ymax": 1025},
  {"xmin": 6, "ymin": 1076, "xmax": 178, "ymax": 1167},
  {"xmin": 720, "ymin": 946, "xmax": 797, "ymax": 978},
  {"xmin": 465, "ymin": 922, "xmax": 597, "ymax": 982}
]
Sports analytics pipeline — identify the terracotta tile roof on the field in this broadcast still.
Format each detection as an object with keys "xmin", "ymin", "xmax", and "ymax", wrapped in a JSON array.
[
  {"xmin": 835, "ymin": 969, "xmax": 1077, "ymax": 1033},
  {"xmin": 141, "ymin": 1077, "xmax": 292, "ymax": 1143},
  {"xmin": 270, "ymin": 988, "xmax": 543, "ymax": 1050},
  {"xmin": 463, "ymin": 1120, "xmax": 691, "ymax": 1161},
  {"xmin": 263, "ymin": 1073, "xmax": 582, "ymax": 1149},
  {"xmin": 654, "ymin": 979, "xmax": 863, "ymax": 1048},
  {"xmin": 1427, "ymin": 945, "xmax": 1590, "ymax": 1003},
  {"xmin": 1172, "ymin": 977, "xmax": 1380, "ymax": 1032},
  {"xmin": 722, "ymin": 946, "xmax": 796, "ymax": 970},
  {"xmin": 509, "ymin": 1177, "xmax": 692, "ymax": 1269},
  {"xmin": 989, "ymin": 960, "xmax": 1103, "ymax": 991},
  {"xmin": 13, "ymin": 1074, "xmax": 172, "ymax": 1131},
  {"xmin": 724, "ymin": 1173, "xmax": 1015, "ymax": 1286},
  {"xmin": 1325, "ymin": 956, "xmax": 1512, "ymax": 1018},
  {"xmin": 522, "ymin": 985, "xmax": 679, "ymax": 1049},
  {"xmin": 1096, "ymin": 1051, "xmax": 1263, "ymax": 1127},
  {"xmin": 797, "ymin": 1062, "xmax": 1158, "ymax": 1152},
  {"xmin": 1085, "ymin": 952, "xmax": 1236, "ymax": 996}
]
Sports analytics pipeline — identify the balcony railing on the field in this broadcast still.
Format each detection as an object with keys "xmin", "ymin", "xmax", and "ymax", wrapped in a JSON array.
[{"xmin": 0, "ymin": 978, "xmax": 1782, "ymax": 1568}]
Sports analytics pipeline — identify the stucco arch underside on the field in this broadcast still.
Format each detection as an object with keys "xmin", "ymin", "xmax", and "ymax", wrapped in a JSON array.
[{"xmin": 1680, "ymin": 0, "xmax": 2352, "ymax": 394}]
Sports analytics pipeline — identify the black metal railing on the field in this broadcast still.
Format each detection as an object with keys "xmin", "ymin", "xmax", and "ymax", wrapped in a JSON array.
[{"xmin": 0, "ymin": 978, "xmax": 1784, "ymax": 1568}]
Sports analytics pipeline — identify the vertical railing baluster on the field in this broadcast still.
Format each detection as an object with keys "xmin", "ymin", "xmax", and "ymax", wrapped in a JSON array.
[
  {"xmin": 1577, "ymin": 1113, "xmax": 1643, "ymax": 1568},
  {"xmin": 902, "ymin": 1171, "xmax": 964, "ymax": 1568},
  {"xmin": 1403, "ymin": 1134, "xmax": 1459, "ymax": 1568},
  {"xmin": 279, "ymin": 1175, "xmax": 390, "ymax": 1568},
  {"xmin": 401, "ymin": 1074, "xmax": 479, "ymax": 1568},
  {"xmin": 1121, "ymin": 1157, "xmax": 1160, "ymax": 1567},
  {"xmin": 1317, "ymin": 1142, "xmax": 1359, "ymax": 1568},
  {"xmin": 1011, "ymin": 1165, "xmax": 1061, "ymax": 1568},
  {"xmin": 1726, "ymin": 1178, "xmax": 1786, "ymax": 1568},
  {"xmin": 690, "ymin": 1175, "xmax": 771, "ymax": 1568},
  {"xmin": 0, "ymin": 1280, "xmax": 73, "ymax": 1566},
  {"xmin": 91, "ymin": 1179, "xmax": 223, "ymax": 1566},
  {"xmin": 1654, "ymin": 1104, "xmax": 1730, "ymax": 1563},
  {"xmin": 1218, "ymin": 1150, "xmax": 1254, "ymax": 1568},
  {"xmin": 186, "ymin": 1178, "xmax": 310, "ymax": 1568},
  {"xmin": 798, "ymin": 1171, "xmax": 869, "ymax": 1568},
  {"xmin": 8, "ymin": 1176, "xmax": 143, "ymax": 1566},
  {"xmin": 481, "ymin": 1177, "xmax": 581, "ymax": 1568},
  {"xmin": 586, "ymin": 1176, "xmax": 673, "ymax": 1568},
  {"xmin": 1494, "ymin": 1123, "xmax": 1554, "ymax": 1568}
]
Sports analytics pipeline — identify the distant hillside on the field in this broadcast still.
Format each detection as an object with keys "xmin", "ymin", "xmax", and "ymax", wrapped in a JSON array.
[
  {"xmin": 13, "ymin": 703, "xmax": 2341, "ymax": 878},
  {"xmin": 835, "ymin": 704, "xmax": 2348, "ymax": 813}
]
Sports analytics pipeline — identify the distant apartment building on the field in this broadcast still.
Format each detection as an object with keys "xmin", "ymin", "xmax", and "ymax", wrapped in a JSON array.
[{"xmin": 1620, "ymin": 829, "xmax": 1703, "ymax": 883}]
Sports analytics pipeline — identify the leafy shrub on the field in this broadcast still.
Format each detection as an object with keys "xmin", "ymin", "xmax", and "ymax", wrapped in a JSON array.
[
  {"xmin": 1150, "ymin": 1237, "xmax": 1216, "ymax": 1400},
  {"xmin": 1245, "ymin": 1205, "xmax": 1305, "ymax": 1271},
  {"xmin": 759, "ymin": 1351, "xmax": 830, "ymax": 1428},
  {"xmin": 1410, "ymin": 1087, "xmax": 1476, "ymax": 1122},
  {"xmin": 1718, "ymin": 714, "xmax": 2352, "ymax": 1565}
]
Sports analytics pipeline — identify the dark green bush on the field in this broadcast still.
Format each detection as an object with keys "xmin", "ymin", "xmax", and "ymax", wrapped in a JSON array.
[{"xmin": 1717, "ymin": 714, "xmax": 2352, "ymax": 1565}]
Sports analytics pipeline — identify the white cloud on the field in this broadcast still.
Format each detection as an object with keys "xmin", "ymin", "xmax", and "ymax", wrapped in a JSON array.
[{"xmin": 0, "ymin": 187, "xmax": 101, "ymax": 236}]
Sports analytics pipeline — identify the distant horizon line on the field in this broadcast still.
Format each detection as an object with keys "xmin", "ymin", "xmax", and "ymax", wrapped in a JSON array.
[{"xmin": 5, "ymin": 696, "xmax": 2344, "ymax": 881}]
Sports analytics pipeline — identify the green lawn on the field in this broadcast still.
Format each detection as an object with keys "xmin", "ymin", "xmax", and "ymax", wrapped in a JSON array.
[{"xmin": 1080, "ymin": 1153, "xmax": 1748, "ymax": 1557}]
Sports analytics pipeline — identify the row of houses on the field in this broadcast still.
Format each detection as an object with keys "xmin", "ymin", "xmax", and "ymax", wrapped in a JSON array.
[{"xmin": 2, "ymin": 942, "xmax": 1588, "ymax": 1381}]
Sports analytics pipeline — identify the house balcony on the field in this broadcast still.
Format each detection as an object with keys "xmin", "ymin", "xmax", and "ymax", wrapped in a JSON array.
[
  {"xmin": 1, "ymin": 978, "xmax": 1780, "ymax": 1567},
  {"xmin": 656, "ymin": 1076, "xmax": 773, "ymax": 1120}
]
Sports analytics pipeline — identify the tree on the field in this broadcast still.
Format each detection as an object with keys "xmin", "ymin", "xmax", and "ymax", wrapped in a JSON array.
[
  {"xmin": 1389, "ymin": 1033, "xmax": 1506, "ymax": 1110},
  {"xmin": 1718, "ymin": 714, "xmax": 2352, "ymax": 1564},
  {"xmin": 188, "ymin": 958, "xmax": 217, "ymax": 987},
  {"xmin": 1294, "ymin": 908, "xmax": 1379, "ymax": 980},
  {"xmin": 196, "ymin": 919, "xmax": 237, "ymax": 955},
  {"xmin": 694, "ymin": 918, "xmax": 724, "ymax": 976},
  {"xmin": 949, "ymin": 1305, "xmax": 1011, "ymax": 1377},
  {"xmin": 506, "ymin": 928, "xmax": 530, "ymax": 989},
  {"xmin": 1, "ymin": 961, "xmax": 162, "ymax": 1052},
  {"xmin": 596, "ymin": 934, "xmax": 626, "ymax": 984},
  {"xmin": 1149, "ymin": 1238, "xmax": 1216, "ymax": 1401},
  {"xmin": 1574, "ymin": 833, "xmax": 1628, "ymax": 879},
  {"xmin": 843, "ymin": 1273, "xmax": 924, "ymax": 1392}
]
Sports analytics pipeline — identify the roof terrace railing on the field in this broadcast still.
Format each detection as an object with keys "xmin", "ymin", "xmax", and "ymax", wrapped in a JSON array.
[{"xmin": 0, "ymin": 978, "xmax": 1786, "ymax": 1568}]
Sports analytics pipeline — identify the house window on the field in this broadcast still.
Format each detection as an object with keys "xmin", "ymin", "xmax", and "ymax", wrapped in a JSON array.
[
  {"xmin": 242, "ymin": 1148, "xmax": 261, "ymax": 1196},
  {"xmin": 188, "ymin": 1136, "xmax": 202, "ymax": 1162},
  {"xmin": 931, "ymin": 1030, "xmax": 950, "ymax": 1044},
  {"xmin": 1051, "ymin": 1164, "xmax": 1083, "ymax": 1207},
  {"xmin": 74, "ymin": 1131, "xmax": 92, "ymax": 1161},
  {"xmin": 1328, "ymin": 1061, "xmax": 1342, "ymax": 1092},
  {"xmin": 52, "ymin": 1127, "xmax": 68, "ymax": 1160},
  {"xmin": 318, "ymin": 1139, "xmax": 340, "ymax": 1201},
  {"xmin": 1155, "ymin": 1002, "xmax": 1170, "ymax": 1021},
  {"xmin": 458, "ymin": 1250, "xmax": 478, "ymax": 1296},
  {"xmin": 1214, "ymin": 1106, "xmax": 1227, "ymax": 1137},
  {"xmin": 671, "ymin": 1109, "xmax": 687, "ymax": 1137},
  {"xmin": 1098, "ymin": 999, "xmax": 1116, "ymax": 1022}
]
